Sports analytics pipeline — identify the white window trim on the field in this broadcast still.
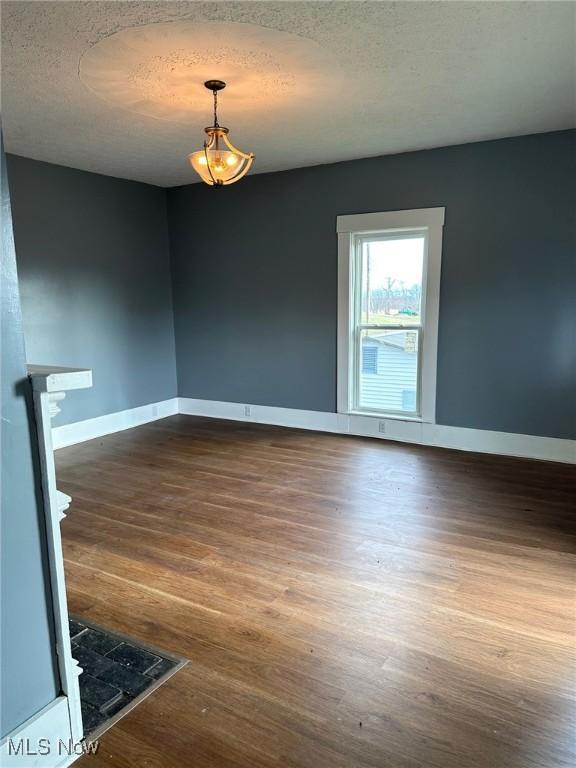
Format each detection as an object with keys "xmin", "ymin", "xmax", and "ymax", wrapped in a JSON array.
[{"xmin": 337, "ymin": 207, "xmax": 445, "ymax": 424}]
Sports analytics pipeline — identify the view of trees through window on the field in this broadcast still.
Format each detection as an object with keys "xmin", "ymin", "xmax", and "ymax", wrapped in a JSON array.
[{"xmin": 360, "ymin": 235, "xmax": 424, "ymax": 326}]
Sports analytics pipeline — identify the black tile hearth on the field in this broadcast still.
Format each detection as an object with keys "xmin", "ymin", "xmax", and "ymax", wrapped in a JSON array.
[
  {"xmin": 80, "ymin": 674, "xmax": 123, "ymax": 712},
  {"xmin": 146, "ymin": 657, "xmax": 177, "ymax": 680},
  {"xmin": 73, "ymin": 645, "xmax": 116, "ymax": 678},
  {"xmin": 70, "ymin": 616, "xmax": 186, "ymax": 739},
  {"xmin": 81, "ymin": 701, "xmax": 107, "ymax": 734},
  {"xmin": 95, "ymin": 660, "xmax": 150, "ymax": 697},
  {"xmin": 102, "ymin": 692, "xmax": 131, "ymax": 718},
  {"xmin": 77, "ymin": 627, "xmax": 122, "ymax": 655},
  {"xmin": 69, "ymin": 619, "xmax": 87, "ymax": 640},
  {"xmin": 106, "ymin": 642, "xmax": 162, "ymax": 674}
]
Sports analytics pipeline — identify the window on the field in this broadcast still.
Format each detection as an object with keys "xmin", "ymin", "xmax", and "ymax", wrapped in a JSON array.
[{"xmin": 337, "ymin": 208, "xmax": 444, "ymax": 422}]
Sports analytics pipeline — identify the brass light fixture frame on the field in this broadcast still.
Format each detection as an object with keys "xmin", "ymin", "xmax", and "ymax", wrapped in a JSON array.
[{"xmin": 190, "ymin": 80, "xmax": 255, "ymax": 187}]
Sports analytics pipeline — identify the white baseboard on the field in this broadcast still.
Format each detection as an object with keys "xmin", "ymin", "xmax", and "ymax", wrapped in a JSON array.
[
  {"xmin": 178, "ymin": 397, "xmax": 348, "ymax": 434},
  {"xmin": 50, "ymin": 395, "xmax": 575, "ymax": 463},
  {"xmin": 0, "ymin": 697, "xmax": 88, "ymax": 767},
  {"xmin": 178, "ymin": 397, "xmax": 576, "ymax": 464},
  {"xmin": 52, "ymin": 398, "xmax": 178, "ymax": 449}
]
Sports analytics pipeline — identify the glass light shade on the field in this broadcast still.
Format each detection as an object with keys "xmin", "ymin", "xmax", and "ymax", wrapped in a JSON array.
[{"xmin": 188, "ymin": 127, "xmax": 254, "ymax": 186}]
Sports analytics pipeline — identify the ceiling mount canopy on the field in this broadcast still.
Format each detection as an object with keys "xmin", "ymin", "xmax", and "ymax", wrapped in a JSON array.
[{"xmin": 188, "ymin": 80, "xmax": 255, "ymax": 187}]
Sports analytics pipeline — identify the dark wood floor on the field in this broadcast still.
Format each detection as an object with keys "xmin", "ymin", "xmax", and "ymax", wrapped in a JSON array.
[{"xmin": 57, "ymin": 415, "xmax": 576, "ymax": 768}]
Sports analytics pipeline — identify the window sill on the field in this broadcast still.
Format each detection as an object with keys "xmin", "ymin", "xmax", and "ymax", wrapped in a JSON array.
[{"xmin": 341, "ymin": 409, "xmax": 434, "ymax": 425}]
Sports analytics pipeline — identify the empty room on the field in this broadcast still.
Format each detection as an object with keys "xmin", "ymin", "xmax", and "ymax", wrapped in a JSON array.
[{"xmin": 1, "ymin": 2, "xmax": 575, "ymax": 767}]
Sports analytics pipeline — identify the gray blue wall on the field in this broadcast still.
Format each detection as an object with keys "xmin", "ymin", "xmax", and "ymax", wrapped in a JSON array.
[
  {"xmin": 6, "ymin": 156, "xmax": 177, "ymax": 426},
  {"xmin": 1, "ymin": 138, "xmax": 59, "ymax": 737},
  {"xmin": 7, "ymin": 132, "xmax": 575, "ymax": 440},
  {"xmin": 168, "ymin": 130, "xmax": 576, "ymax": 440}
]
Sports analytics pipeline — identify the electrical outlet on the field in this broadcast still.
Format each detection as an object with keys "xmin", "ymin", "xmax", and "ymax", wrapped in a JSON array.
[
  {"xmin": 378, "ymin": 421, "xmax": 386, "ymax": 434},
  {"xmin": 244, "ymin": 405, "xmax": 252, "ymax": 418},
  {"xmin": 152, "ymin": 405, "xmax": 158, "ymax": 418}
]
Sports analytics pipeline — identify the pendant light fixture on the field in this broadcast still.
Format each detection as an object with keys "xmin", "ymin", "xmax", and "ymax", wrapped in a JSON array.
[{"xmin": 188, "ymin": 80, "xmax": 255, "ymax": 186}]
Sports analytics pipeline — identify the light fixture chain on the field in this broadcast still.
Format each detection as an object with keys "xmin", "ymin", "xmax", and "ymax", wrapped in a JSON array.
[{"xmin": 213, "ymin": 89, "xmax": 219, "ymax": 128}]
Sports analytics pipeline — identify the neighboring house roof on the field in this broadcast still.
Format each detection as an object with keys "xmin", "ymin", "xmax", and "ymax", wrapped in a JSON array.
[{"xmin": 364, "ymin": 330, "xmax": 416, "ymax": 350}]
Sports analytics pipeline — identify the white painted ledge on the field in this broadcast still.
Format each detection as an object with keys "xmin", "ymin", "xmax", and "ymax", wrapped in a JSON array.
[{"xmin": 27, "ymin": 365, "xmax": 92, "ymax": 393}]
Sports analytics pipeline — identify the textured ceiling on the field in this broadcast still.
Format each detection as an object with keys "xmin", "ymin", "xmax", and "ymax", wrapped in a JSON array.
[{"xmin": 2, "ymin": 1, "xmax": 575, "ymax": 187}]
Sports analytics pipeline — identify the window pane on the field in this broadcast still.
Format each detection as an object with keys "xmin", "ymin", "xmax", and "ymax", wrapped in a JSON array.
[
  {"xmin": 361, "ymin": 345, "xmax": 378, "ymax": 375},
  {"xmin": 360, "ymin": 236, "xmax": 425, "ymax": 325},
  {"xmin": 358, "ymin": 329, "xmax": 419, "ymax": 414}
]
